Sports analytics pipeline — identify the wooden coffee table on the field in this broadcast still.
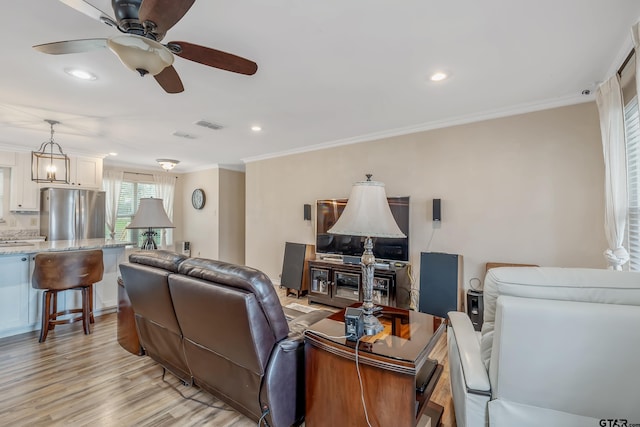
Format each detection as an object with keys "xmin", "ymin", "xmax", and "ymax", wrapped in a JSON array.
[{"xmin": 304, "ymin": 304, "xmax": 445, "ymax": 427}]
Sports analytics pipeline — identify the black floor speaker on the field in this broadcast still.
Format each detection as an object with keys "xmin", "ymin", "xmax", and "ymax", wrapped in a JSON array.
[
  {"xmin": 418, "ymin": 252, "xmax": 464, "ymax": 319},
  {"xmin": 281, "ymin": 242, "xmax": 314, "ymax": 298}
]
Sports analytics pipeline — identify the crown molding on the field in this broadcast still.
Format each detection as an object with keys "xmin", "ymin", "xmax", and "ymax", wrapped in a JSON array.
[{"xmin": 242, "ymin": 94, "xmax": 592, "ymax": 164}]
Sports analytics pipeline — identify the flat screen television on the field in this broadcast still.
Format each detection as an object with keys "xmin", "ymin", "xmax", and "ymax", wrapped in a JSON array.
[{"xmin": 316, "ymin": 196, "xmax": 410, "ymax": 262}]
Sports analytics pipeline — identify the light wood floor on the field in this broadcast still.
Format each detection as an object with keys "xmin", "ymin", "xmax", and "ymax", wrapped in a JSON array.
[{"xmin": 0, "ymin": 290, "xmax": 456, "ymax": 427}]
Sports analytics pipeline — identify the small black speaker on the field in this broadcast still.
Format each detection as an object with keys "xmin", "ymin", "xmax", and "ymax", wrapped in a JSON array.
[
  {"xmin": 303, "ymin": 204, "xmax": 312, "ymax": 221},
  {"xmin": 466, "ymin": 290, "xmax": 484, "ymax": 331},
  {"xmin": 432, "ymin": 199, "xmax": 441, "ymax": 221}
]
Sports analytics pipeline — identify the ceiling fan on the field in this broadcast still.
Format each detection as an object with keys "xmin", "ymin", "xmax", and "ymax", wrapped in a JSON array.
[{"xmin": 33, "ymin": 0, "xmax": 258, "ymax": 93}]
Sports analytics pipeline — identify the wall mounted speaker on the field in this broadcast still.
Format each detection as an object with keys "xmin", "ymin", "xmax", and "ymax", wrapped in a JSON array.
[
  {"xmin": 432, "ymin": 198, "xmax": 441, "ymax": 221},
  {"xmin": 303, "ymin": 204, "xmax": 312, "ymax": 221}
]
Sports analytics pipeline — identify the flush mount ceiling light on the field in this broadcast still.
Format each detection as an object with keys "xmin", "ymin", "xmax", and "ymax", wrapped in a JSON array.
[
  {"xmin": 156, "ymin": 159, "xmax": 180, "ymax": 171},
  {"xmin": 31, "ymin": 119, "xmax": 70, "ymax": 184},
  {"xmin": 64, "ymin": 68, "xmax": 97, "ymax": 80},
  {"xmin": 430, "ymin": 72, "xmax": 449, "ymax": 82}
]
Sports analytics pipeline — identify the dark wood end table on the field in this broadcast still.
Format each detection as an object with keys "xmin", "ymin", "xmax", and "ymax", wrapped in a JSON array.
[{"xmin": 304, "ymin": 304, "xmax": 445, "ymax": 427}]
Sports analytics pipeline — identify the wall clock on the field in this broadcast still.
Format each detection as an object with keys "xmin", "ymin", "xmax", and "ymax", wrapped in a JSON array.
[{"xmin": 191, "ymin": 188, "xmax": 206, "ymax": 210}]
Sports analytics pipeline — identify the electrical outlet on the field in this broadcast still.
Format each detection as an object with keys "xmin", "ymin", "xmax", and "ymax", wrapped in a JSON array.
[{"xmin": 30, "ymin": 218, "xmax": 38, "ymax": 227}]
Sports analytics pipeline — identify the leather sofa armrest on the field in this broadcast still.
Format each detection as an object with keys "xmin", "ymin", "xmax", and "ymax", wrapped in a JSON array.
[
  {"xmin": 448, "ymin": 311, "xmax": 491, "ymax": 394},
  {"xmin": 287, "ymin": 309, "xmax": 333, "ymax": 340}
]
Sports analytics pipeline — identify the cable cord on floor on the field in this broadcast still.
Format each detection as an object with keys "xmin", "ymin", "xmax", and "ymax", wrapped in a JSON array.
[
  {"xmin": 161, "ymin": 373, "xmax": 231, "ymax": 411},
  {"xmin": 355, "ymin": 337, "xmax": 374, "ymax": 427},
  {"xmin": 258, "ymin": 408, "xmax": 270, "ymax": 426}
]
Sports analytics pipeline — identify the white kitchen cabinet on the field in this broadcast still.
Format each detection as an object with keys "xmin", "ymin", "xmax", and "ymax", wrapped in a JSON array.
[
  {"xmin": 70, "ymin": 156, "xmax": 103, "ymax": 188},
  {"xmin": 33, "ymin": 155, "xmax": 104, "ymax": 190},
  {"xmin": 9, "ymin": 152, "xmax": 39, "ymax": 211},
  {"xmin": 4, "ymin": 246, "xmax": 126, "ymax": 339},
  {"xmin": 0, "ymin": 255, "xmax": 30, "ymax": 338}
]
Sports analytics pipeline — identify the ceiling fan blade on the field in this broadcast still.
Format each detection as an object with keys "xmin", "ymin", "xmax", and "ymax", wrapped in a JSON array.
[
  {"xmin": 139, "ymin": 0, "xmax": 195, "ymax": 35},
  {"xmin": 168, "ymin": 41, "xmax": 258, "ymax": 76},
  {"xmin": 59, "ymin": 0, "xmax": 117, "ymax": 27},
  {"xmin": 33, "ymin": 39, "xmax": 108, "ymax": 55},
  {"xmin": 154, "ymin": 65, "xmax": 184, "ymax": 93}
]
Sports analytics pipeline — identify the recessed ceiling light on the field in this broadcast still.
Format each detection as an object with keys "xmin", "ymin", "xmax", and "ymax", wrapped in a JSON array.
[
  {"xmin": 109, "ymin": 152, "xmax": 118, "ymax": 156},
  {"xmin": 251, "ymin": 126, "xmax": 262, "ymax": 132},
  {"xmin": 430, "ymin": 72, "xmax": 448, "ymax": 82},
  {"xmin": 64, "ymin": 68, "xmax": 97, "ymax": 81}
]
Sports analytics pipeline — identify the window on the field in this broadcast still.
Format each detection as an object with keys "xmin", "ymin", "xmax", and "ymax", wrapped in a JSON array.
[
  {"xmin": 115, "ymin": 181, "xmax": 157, "ymax": 247},
  {"xmin": 625, "ymin": 95, "xmax": 640, "ymax": 270}
]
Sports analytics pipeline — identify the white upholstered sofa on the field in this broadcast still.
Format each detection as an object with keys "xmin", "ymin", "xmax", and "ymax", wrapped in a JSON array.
[{"xmin": 447, "ymin": 267, "xmax": 640, "ymax": 427}]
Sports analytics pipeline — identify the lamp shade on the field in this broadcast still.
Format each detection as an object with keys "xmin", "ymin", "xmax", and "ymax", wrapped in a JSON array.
[
  {"xmin": 107, "ymin": 35, "xmax": 174, "ymax": 76},
  {"xmin": 328, "ymin": 180, "xmax": 406, "ymax": 238},
  {"xmin": 126, "ymin": 198, "xmax": 175, "ymax": 229}
]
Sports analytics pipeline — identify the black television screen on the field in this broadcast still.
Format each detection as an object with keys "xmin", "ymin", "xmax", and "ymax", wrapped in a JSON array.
[{"xmin": 316, "ymin": 197, "xmax": 410, "ymax": 262}]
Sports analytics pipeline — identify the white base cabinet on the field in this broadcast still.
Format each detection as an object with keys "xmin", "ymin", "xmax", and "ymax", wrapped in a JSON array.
[
  {"xmin": 2, "ymin": 247, "xmax": 125, "ymax": 339},
  {"xmin": 0, "ymin": 255, "xmax": 30, "ymax": 335}
]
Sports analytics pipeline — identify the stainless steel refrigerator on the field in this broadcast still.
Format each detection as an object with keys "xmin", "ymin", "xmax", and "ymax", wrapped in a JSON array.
[{"xmin": 40, "ymin": 188, "xmax": 106, "ymax": 241}]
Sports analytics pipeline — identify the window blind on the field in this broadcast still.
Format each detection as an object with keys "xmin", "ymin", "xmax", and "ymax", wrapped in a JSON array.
[{"xmin": 624, "ymin": 95, "xmax": 640, "ymax": 271}]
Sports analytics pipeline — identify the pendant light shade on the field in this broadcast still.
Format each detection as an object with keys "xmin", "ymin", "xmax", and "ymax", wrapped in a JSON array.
[
  {"xmin": 107, "ymin": 35, "xmax": 174, "ymax": 76},
  {"xmin": 31, "ymin": 120, "xmax": 70, "ymax": 184}
]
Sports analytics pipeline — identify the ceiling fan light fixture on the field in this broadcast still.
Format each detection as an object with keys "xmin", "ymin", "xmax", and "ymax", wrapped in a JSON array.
[
  {"xmin": 156, "ymin": 158, "xmax": 180, "ymax": 171},
  {"xmin": 107, "ymin": 35, "xmax": 174, "ymax": 76}
]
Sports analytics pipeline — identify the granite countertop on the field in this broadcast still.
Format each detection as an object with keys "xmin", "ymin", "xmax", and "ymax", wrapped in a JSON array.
[{"xmin": 0, "ymin": 238, "xmax": 135, "ymax": 255}]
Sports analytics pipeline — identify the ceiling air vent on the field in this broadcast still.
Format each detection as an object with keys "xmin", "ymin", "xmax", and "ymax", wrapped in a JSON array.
[
  {"xmin": 172, "ymin": 131, "xmax": 197, "ymax": 139},
  {"xmin": 194, "ymin": 120, "xmax": 224, "ymax": 130}
]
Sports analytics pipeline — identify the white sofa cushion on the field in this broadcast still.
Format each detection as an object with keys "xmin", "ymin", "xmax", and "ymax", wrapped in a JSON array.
[{"xmin": 480, "ymin": 267, "xmax": 640, "ymax": 368}]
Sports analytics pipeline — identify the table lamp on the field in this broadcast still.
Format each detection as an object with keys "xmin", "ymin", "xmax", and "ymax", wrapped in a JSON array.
[
  {"xmin": 126, "ymin": 198, "xmax": 175, "ymax": 249},
  {"xmin": 328, "ymin": 175, "xmax": 406, "ymax": 335}
]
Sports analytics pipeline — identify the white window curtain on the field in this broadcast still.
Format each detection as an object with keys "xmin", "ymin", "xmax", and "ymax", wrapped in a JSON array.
[
  {"xmin": 102, "ymin": 169, "xmax": 124, "ymax": 240},
  {"xmin": 596, "ymin": 75, "xmax": 630, "ymax": 270},
  {"xmin": 634, "ymin": 22, "xmax": 640, "ymax": 105},
  {"xmin": 153, "ymin": 174, "xmax": 176, "ymax": 248}
]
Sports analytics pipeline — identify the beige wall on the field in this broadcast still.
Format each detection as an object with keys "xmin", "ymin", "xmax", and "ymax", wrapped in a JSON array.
[
  {"xmin": 181, "ymin": 169, "xmax": 220, "ymax": 258},
  {"xmin": 219, "ymin": 169, "xmax": 246, "ymax": 264},
  {"xmin": 245, "ymin": 102, "xmax": 607, "ymax": 291}
]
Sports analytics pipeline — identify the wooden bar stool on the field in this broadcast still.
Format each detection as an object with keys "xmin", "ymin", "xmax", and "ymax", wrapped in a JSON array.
[{"xmin": 32, "ymin": 249, "xmax": 104, "ymax": 343}]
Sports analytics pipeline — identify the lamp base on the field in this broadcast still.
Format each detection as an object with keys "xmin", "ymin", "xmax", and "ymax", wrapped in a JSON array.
[
  {"xmin": 362, "ymin": 312, "xmax": 384, "ymax": 336},
  {"xmin": 141, "ymin": 229, "xmax": 158, "ymax": 250}
]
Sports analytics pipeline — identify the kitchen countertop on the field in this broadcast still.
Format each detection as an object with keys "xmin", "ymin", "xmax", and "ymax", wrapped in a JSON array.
[{"xmin": 0, "ymin": 238, "xmax": 134, "ymax": 255}]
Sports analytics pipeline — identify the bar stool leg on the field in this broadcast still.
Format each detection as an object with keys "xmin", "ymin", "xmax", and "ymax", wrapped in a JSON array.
[
  {"xmin": 82, "ymin": 287, "xmax": 91, "ymax": 335},
  {"xmin": 50, "ymin": 291, "xmax": 57, "ymax": 328},
  {"xmin": 39, "ymin": 291, "xmax": 51, "ymax": 343},
  {"xmin": 89, "ymin": 284, "xmax": 95, "ymax": 324}
]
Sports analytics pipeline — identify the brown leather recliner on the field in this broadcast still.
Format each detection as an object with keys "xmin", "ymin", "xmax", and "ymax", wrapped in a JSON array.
[{"xmin": 120, "ymin": 251, "xmax": 330, "ymax": 427}]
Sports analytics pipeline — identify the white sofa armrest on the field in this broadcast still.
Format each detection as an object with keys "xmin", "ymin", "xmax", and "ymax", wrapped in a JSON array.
[{"xmin": 448, "ymin": 311, "xmax": 491, "ymax": 394}]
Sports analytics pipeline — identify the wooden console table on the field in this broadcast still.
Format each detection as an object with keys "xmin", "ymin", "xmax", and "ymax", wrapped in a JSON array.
[{"xmin": 305, "ymin": 305, "xmax": 444, "ymax": 427}]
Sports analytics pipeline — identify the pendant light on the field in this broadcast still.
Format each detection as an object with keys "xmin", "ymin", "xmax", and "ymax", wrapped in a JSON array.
[{"xmin": 32, "ymin": 120, "xmax": 70, "ymax": 184}]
